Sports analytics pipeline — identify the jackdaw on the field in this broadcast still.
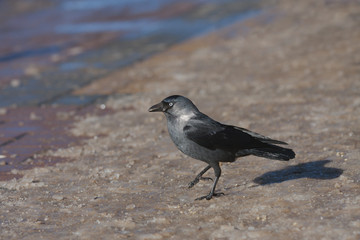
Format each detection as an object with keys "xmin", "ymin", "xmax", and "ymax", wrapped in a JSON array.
[{"xmin": 149, "ymin": 95, "xmax": 295, "ymax": 200}]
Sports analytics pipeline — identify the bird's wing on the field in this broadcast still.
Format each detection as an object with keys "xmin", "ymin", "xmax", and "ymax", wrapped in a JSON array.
[
  {"xmin": 183, "ymin": 118, "xmax": 264, "ymax": 151},
  {"xmin": 233, "ymin": 127, "xmax": 288, "ymax": 145}
]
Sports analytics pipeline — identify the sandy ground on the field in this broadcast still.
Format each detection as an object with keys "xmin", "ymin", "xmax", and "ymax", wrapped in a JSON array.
[{"xmin": 1, "ymin": 0, "xmax": 360, "ymax": 239}]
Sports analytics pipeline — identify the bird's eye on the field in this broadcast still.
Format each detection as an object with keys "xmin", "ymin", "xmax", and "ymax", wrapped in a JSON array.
[{"xmin": 168, "ymin": 102, "xmax": 174, "ymax": 107}]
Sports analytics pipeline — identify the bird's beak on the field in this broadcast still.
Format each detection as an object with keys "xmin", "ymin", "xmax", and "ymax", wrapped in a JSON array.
[{"xmin": 148, "ymin": 102, "xmax": 164, "ymax": 112}]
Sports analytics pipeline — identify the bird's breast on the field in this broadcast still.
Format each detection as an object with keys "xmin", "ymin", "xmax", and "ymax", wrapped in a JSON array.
[{"xmin": 167, "ymin": 120, "xmax": 186, "ymax": 147}]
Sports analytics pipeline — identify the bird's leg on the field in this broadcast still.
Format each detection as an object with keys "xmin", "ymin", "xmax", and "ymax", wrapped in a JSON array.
[
  {"xmin": 188, "ymin": 165, "xmax": 212, "ymax": 188},
  {"xmin": 195, "ymin": 163, "xmax": 224, "ymax": 200}
]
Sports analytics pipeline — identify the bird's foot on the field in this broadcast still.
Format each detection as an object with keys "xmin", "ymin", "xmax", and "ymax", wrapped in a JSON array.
[
  {"xmin": 195, "ymin": 192, "xmax": 225, "ymax": 201},
  {"xmin": 188, "ymin": 177, "xmax": 213, "ymax": 189}
]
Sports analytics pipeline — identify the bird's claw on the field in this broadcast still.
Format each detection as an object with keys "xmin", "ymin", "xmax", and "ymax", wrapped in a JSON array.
[
  {"xmin": 195, "ymin": 192, "xmax": 225, "ymax": 201},
  {"xmin": 188, "ymin": 177, "xmax": 213, "ymax": 188}
]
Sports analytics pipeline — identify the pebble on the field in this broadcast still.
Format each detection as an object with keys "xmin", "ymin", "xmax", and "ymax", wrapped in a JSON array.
[
  {"xmin": 118, "ymin": 218, "xmax": 136, "ymax": 230},
  {"xmin": 126, "ymin": 204, "xmax": 136, "ymax": 210},
  {"xmin": 52, "ymin": 194, "xmax": 65, "ymax": 201},
  {"xmin": 29, "ymin": 112, "xmax": 41, "ymax": 120},
  {"xmin": 68, "ymin": 46, "xmax": 83, "ymax": 56},
  {"xmin": 336, "ymin": 152, "xmax": 345, "ymax": 157},
  {"xmin": 220, "ymin": 225, "xmax": 235, "ymax": 231},
  {"xmin": 0, "ymin": 160, "xmax": 8, "ymax": 165},
  {"xmin": 149, "ymin": 217, "xmax": 169, "ymax": 224},
  {"xmin": 138, "ymin": 233, "xmax": 163, "ymax": 240},
  {"xmin": 24, "ymin": 66, "xmax": 39, "ymax": 76},
  {"xmin": 0, "ymin": 108, "xmax": 7, "ymax": 115},
  {"xmin": 10, "ymin": 79, "xmax": 20, "ymax": 88}
]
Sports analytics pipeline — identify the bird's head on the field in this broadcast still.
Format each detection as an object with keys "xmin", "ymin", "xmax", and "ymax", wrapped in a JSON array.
[{"xmin": 148, "ymin": 95, "xmax": 199, "ymax": 119}]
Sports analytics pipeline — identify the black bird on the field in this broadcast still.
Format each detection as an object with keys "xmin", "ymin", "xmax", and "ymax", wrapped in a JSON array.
[{"xmin": 148, "ymin": 95, "xmax": 295, "ymax": 200}]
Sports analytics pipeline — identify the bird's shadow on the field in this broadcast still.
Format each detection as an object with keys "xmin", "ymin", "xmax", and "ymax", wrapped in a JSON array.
[{"xmin": 253, "ymin": 160, "xmax": 343, "ymax": 185}]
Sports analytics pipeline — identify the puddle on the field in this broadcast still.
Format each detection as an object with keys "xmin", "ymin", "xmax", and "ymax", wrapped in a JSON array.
[
  {"xmin": 0, "ymin": 45, "xmax": 62, "ymax": 63},
  {"xmin": 61, "ymin": 0, "xmax": 169, "ymax": 12},
  {"xmin": 56, "ymin": 10, "xmax": 260, "ymax": 39},
  {"xmin": 0, "ymin": 0, "xmax": 262, "ymax": 180},
  {"xmin": 59, "ymin": 61, "xmax": 86, "ymax": 71},
  {"xmin": 0, "ymin": 0, "xmax": 260, "ymax": 90}
]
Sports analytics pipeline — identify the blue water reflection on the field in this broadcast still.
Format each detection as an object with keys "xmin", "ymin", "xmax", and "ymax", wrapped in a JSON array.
[{"xmin": 0, "ymin": 0, "xmax": 260, "ymax": 107}]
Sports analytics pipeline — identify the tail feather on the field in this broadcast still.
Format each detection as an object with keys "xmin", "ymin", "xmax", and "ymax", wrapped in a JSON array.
[{"xmin": 242, "ymin": 144, "xmax": 295, "ymax": 161}]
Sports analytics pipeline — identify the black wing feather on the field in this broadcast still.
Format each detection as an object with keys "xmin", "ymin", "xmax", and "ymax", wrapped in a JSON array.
[
  {"xmin": 233, "ymin": 127, "xmax": 288, "ymax": 145},
  {"xmin": 184, "ymin": 115, "xmax": 288, "ymax": 153},
  {"xmin": 184, "ymin": 119, "xmax": 265, "ymax": 152}
]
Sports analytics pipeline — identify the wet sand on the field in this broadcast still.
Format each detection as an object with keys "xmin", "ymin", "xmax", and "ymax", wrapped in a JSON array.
[
  {"xmin": 1, "ymin": 0, "xmax": 360, "ymax": 239},
  {"xmin": 0, "ymin": 0, "xmax": 258, "ymax": 177}
]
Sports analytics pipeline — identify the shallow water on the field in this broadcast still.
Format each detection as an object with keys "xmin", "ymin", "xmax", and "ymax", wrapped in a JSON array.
[
  {"xmin": 0, "ymin": 0, "xmax": 260, "ymax": 177},
  {"xmin": 0, "ymin": 0, "xmax": 260, "ymax": 97}
]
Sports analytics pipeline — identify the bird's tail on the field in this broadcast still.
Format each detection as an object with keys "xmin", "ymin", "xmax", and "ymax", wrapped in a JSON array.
[{"xmin": 243, "ymin": 144, "xmax": 295, "ymax": 161}]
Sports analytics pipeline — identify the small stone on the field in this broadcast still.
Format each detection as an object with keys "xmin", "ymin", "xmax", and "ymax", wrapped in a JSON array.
[
  {"xmin": 220, "ymin": 225, "xmax": 235, "ymax": 231},
  {"xmin": 36, "ymin": 219, "xmax": 46, "ymax": 225},
  {"xmin": 52, "ymin": 194, "xmax": 65, "ymax": 201},
  {"xmin": 23, "ymin": 158, "xmax": 34, "ymax": 165},
  {"xmin": 336, "ymin": 152, "xmax": 345, "ymax": 157},
  {"xmin": 29, "ymin": 112, "xmax": 41, "ymax": 120},
  {"xmin": 0, "ymin": 108, "xmax": 7, "ymax": 115},
  {"xmin": 209, "ymin": 216, "xmax": 224, "ymax": 222},
  {"xmin": 25, "ymin": 66, "xmax": 40, "ymax": 76},
  {"xmin": 10, "ymin": 79, "xmax": 20, "ymax": 88},
  {"xmin": 138, "ymin": 233, "xmax": 163, "ymax": 240},
  {"xmin": 118, "ymin": 218, "xmax": 136, "ymax": 230},
  {"xmin": 68, "ymin": 47, "xmax": 83, "ymax": 56},
  {"xmin": 339, "ymin": 175, "xmax": 347, "ymax": 181},
  {"xmin": 150, "ymin": 217, "xmax": 169, "ymax": 224},
  {"xmin": 0, "ymin": 160, "xmax": 8, "ymax": 165},
  {"xmin": 126, "ymin": 204, "xmax": 136, "ymax": 210}
]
